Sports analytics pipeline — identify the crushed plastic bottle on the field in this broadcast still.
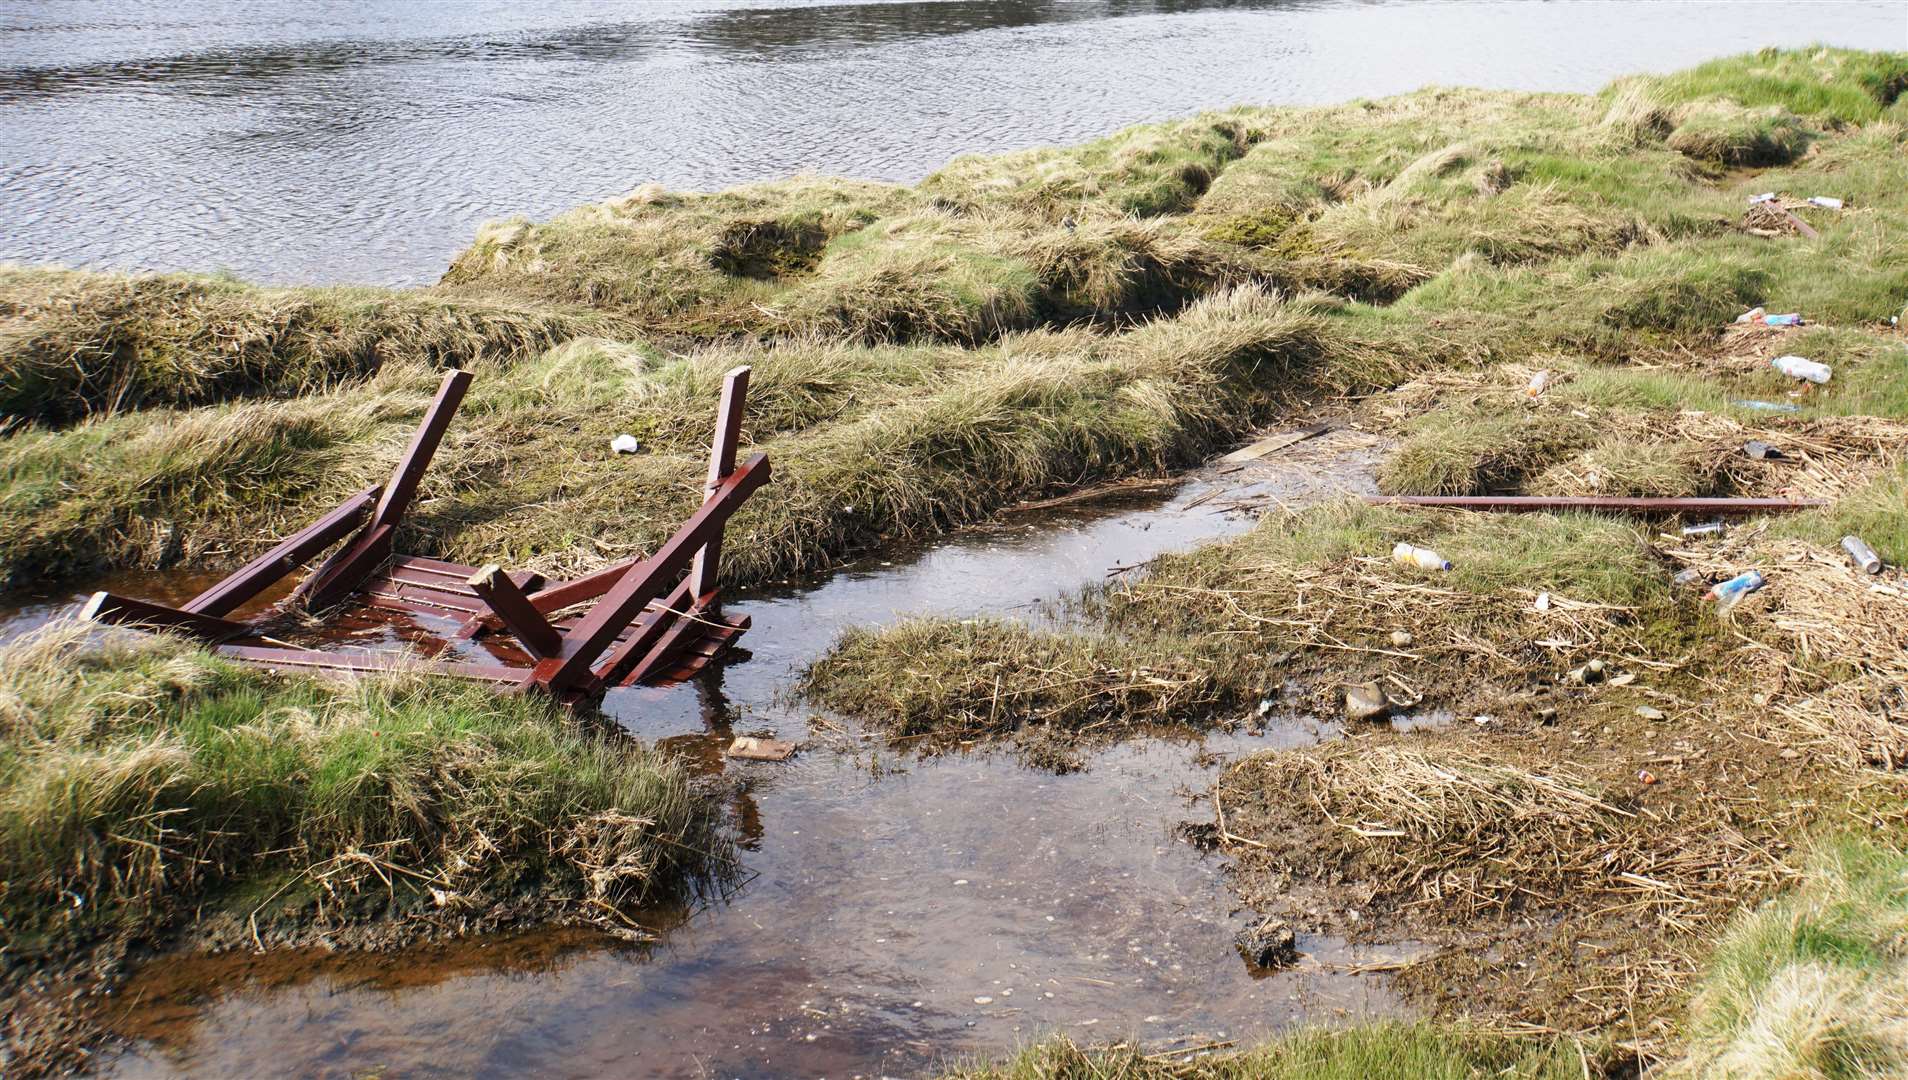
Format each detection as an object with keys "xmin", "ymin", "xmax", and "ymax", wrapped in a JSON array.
[
  {"xmin": 1392, "ymin": 542, "xmax": 1452, "ymax": 571},
  {"xmin": 1734, "ymin": 306, "xmax": 1766, "ymax": 324},
  {"xmin": 1703, "ymin": 571, "xmax": 1765, "ymax": 610},
  {"xmin": 1525, "ymin": 369, "xmax": 1550, "ymax": 397},
  {"xmin": 1681, "ymin": 521, "xmax": 1725, "ymax": 537},
  {"xmin": 1763, "ymin": 313, "xmax": 1803, "ymax": 327},
  {"xmin": 1672, "ymin": 568, "xmax": 1705, "ymax": 588},
  {"xmin": 1772, "ymin": 355, "xmax": 1832, "ymax": 383},
  {"xmin": 1842, "ymin": 535, "xmax": 1883, "ymax": 575},
  {"xmin": 1808, "ymin": 196, "xmax": 1843, "ymax": 210},
  {"xmin": 1748, "ymin": 192, "xmax": 1778, "ymax": 204},
  {"xmin": 1732, "ymin": 400, "xmax": 1801, "ymax": 413}
]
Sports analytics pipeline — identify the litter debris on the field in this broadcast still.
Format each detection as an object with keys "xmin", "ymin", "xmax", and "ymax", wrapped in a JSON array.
[
  {"xmin": 1772, "ymin": 355, "xmax": 1831, "ymax": 383},
  {"xmin": 1748, "ymin": 192, "xmax": 1778, "ymax": 204},
  {"xmin": 1525, "ymin": 370, "xmax": 1550, "ymax": 398},
  {"xmin": 1534, "ymin": 591, "xmax": 1551, "ymax": 612},
  {"xmin": 1763, "ymin": 313, "xmax": 1804, "ymax": 327},
  {"xmin": 727, "ymin": 736, "xmax": 797, "ymax": 761},
  {"xmin": 1235, "ymin": 919, "xmax": 1299, "ymax": 969},
  {"xmin": 1636, "ymin": 705, "xmax": 1666, "ymax": 721},
  {"xmin": 1344, "ymin": 681, "xmax": 1391, "ymax": 721},
  {"xmin": 1389, "ymin": 630, "xmax": 1413, "ymax": 647},
  {"xmin": 1220, "ymin": 423, "xmax": 1331, "ymax": 463},
  {"xmin": 1734, "ymin": 306, "xmax": 1766, "ymax": 324},
  {"xmin": 1842, "ymin": 535, "xmax": 1883, "ymax": 575},
  {"xmin": 1608, "ymin": 672, "xmax": 1636, "ymax": 687},
  {"xmin": 1638, "ymin": 769, "xmax": 1659, "ymax": 785},
  {"xmin": 610, "ymin": 433, "xmax": 641, "ymax": 454},
  {"xmin": 1681, "ymin": 521, "xmax": 1725, "ymax": 538},
  {"xmin": 1732, "ymin": 400, "xmax": 1801, "ymax": 414},
  {"xmin": 1704, "ymin": 570, "xmax": 1766, "ymax": 609},
  {"xmin": 1808, "ymin": 196, "xmax": 1844, "ymax": 210},
  {"xmin": 1673, "ymin": 568, "xmax": 1705, "ymax": 588},
  {"xmin": 1742, "ymin": 440, "xmax": 1783, "ymax": 460},
  {"xmin": 1569, "ymin": 659, "xmax": 1607, "ymax": 685},
  {"xmin": 1391, "ymin": 542, "xmax": 1452, "ymax": 571}
]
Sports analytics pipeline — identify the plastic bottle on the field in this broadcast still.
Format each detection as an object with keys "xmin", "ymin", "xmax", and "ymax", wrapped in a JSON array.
[
  {"xmin": 1748, "ymin": 192, "xmax": 1778, "ymax": 204},
  {"xmin": 1681, "ymin": 521, "xmax": 1725, "ymax": 537},
  {"xmin": 1734, "ymin": 306, "xmax": 1765, "ymax": 325},
  {"xmin": 1771, "ymin": 355, "xmax": 1831, "ymax": 383},
  {"xmin": 1763, "ymin": 313, "xmax": 1804, "ymax": 327},
  {"xmin": 1525, "ymin": 369, "xmax": 1550, "ymax": 397},
  {"xmin": 1672, "ymin": 568, "xmax": 1705, "ymax": 587},
  {"xmin": 1703, "ymin": 571, "xmax": 1765, "ymax": 608},
  {"xmin": 1392, "ymin": 542, "xmax": 1452, "ymax": 571},
  {"xmin": 1808, "ymin": 196, "xmax": 1843, "ymax": 210},
  {"xmin": 1842, "ymin": 535, "xmax": 1883, "ymax": 575},
  {"xmin": 1732, "ymin": 400, "xmax": 1801, "ymax": 414}
]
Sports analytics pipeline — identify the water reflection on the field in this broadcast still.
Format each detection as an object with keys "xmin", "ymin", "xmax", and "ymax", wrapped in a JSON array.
[{"xmin": 0, "ymin": 1, "xmax": 1893, "ymax": 285}]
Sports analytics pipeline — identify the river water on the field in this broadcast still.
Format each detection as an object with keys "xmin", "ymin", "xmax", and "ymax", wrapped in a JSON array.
[
  {"xmin": 45, "ymin": 431, "xmax": 1410, "ymax": 1079},
  {"xmin": 1, "ymin": 0, "xmax": 1899, "ymax": 286}
]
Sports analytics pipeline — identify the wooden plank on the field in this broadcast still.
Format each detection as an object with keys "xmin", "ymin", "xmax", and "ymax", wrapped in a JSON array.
[
  {"xmin": 616, "ymin": 591, "xmax": 717, "ymax": 687},
  {"xmin": 691, "ymin": 366, "xmax": 751, "ymax": 601},
  {"xmin": 1361, "ymin": 495, "xmax": 1827, "ymax": 514},
  {"xmin": 370, "ymin": 370, "xmax": 472, "ymax": 533},
  {"xmin": 1220, "ymin": 423, "xmax": 1331, "ymax": 464},
  {"xmin": 214, "ymin": 644, "xmax": 522, "ymax": 683},
  {"xmin": 592, "ymin": 577, "xmax": 695, "ymax": 689},
  {"xmin": 184, "ymin": 485, "xmax": 380, "ymax": 616},
  {"xmin": 527, "ymin": 556, "xmax": 644, "ymax": 614},
  {"xmin": 84, "ymin": 591, "xmax": 255, "ymax": 642},
  {"xmin": 370, "ymin": 579, "xmax": 485, "ymax": 612},
  {"xmin": 532, "ymin": 453, "xmax": 771, "ymax": 693},
  {"xmin": 362, "ymin": 593, "xmax": 476, "ymax": 621},
  {"xmin": 388, "ymin": 554, "xmax": 485, "ymax": 579},
  {"xmin": 467, "ymin": 564, "xmax": 563, "ymax": 659},
  {"xmin": 299, "ymin": 524, "xmax": 395, "ymax": 610}
]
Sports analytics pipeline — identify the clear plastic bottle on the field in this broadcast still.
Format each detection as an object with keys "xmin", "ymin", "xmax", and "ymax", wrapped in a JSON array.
[
  {"xmin": 1525, "ymin": 369, "xmax": 1550, "ymax": 397},
  {"xmin": 1704, "ymin": 570, "xmax": 1765, "ymax": 610},
  {"xmin": 1771, "ymin": 355, "xmax": 1832, "ymax": 383},
  {"xmin": 1392, "ymin": 543, "xmax": 1452, "ymax": 571},
  {"xmin": 1763, "ymin": 313, "xmax": 1804, "ymax": 327},
  {"xmin": 1734, "ymin": 306, "xmax": 1765, "ymax": 324}
]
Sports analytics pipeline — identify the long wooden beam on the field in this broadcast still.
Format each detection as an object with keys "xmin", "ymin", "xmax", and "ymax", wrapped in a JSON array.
[
  {"xmin": 84, "ymin": 591, "xmax": 253, "ymax": 642},
  {"xmin": 691, "ymin": 366, "xmax": 751, "ymax": 602},
  {"xmin": 591, "ymin": 577, "xmax": 696, "ymax": 689},
  {"xmin": 466, "ymin": 564, "xmax": 562, "ymax": 659},
  {"xmin": 371, "ymin": 370, "xmax": 472, "ymax": 533},
  {"xmin": 1361, "ymin": 495, "xmax": 1827, "ymax": 514},
  {"xmin": 531, "ymin": 453, "xmax": 771, "ymax": 693},
  {"xmin": 183, "ymin": 485, "xmax": 381, "ymax": 617}
]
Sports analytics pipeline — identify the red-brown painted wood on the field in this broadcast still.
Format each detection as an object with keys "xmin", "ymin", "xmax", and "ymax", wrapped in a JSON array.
[
  {"xmin": 84, "ymin": 591, "xmax": 254, "ymax": 642},
  {"xmin": 467, "ymin": 564, "xmax": 563, "ymax": 659},
  {"xmin": 183, "ymin": 485, "xmax": 380, "ymax": 616},
  {"xmin": 1361, "ymin": 495, "xmax": 1827, "ymax": 514}
]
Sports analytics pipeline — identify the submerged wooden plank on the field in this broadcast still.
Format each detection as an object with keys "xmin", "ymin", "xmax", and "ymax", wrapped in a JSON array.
[
  {"xmin": 84, "ymin": 591, "xmax": 253, "ymax": 642},
  {"xmin": 1221, "ymin": 423, "xmax": 1331, "ymax": 464}
]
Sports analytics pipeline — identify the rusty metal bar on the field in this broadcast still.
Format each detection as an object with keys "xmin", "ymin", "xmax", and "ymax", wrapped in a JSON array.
[
  {"xmin": 1361, "ymin": 495, "xmax": 1827, "ymax": 514},
  {"xmin": 83, "ymin": 591, "xmax": 254, "ymax": 642},
  {"xmin": 691, "ymin": 366, "xmax": 751, "ymax": 602},
  {"xmin": 532, "ymin": 453, "xmax": 771, "ymax": 693},
  {"xmin": 467, "ymin": 564, "xmax": 562, "ymax": 659},
  {"xmin": 183, "ymin": 485, "xmax": 381, "ymax": 617}
]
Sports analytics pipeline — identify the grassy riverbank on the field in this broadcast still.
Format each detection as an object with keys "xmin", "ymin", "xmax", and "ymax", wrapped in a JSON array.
[{"xmin": 0, "ymin": 624, "xmax": 729, "ymax": 1075}]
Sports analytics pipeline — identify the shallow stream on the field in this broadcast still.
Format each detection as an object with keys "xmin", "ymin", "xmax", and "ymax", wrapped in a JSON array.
[{"xmin": 4, "ymin": 432, "xmax": 1424, "ymax": 1079}]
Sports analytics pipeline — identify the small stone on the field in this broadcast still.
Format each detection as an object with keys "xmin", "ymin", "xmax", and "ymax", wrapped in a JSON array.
[
  {"xmin": 1390, "ymin": 630, "xmax": 1413, "ymax": 647},
  {"xmin": 1779, "ymin": 748, "xmax": 1801, "ymax": 760},
  {"xmin": 1234, "ymin": 919, "xmax": 1298, "ymax": 969},
  {"xmin": 973, "ymin": 996, "xmax": 994, "ymax": 1005},
  {"xmin": 1635, "ymin": 706, "xmax": 1666, "ymax": 721},
  {"xmin": 1569, "ymin": 659, "xmax": 1607, "ymax": 685},
  {"xmin": 1344, "ymin": 681, "xmax": 1390, "ymax": 722}
]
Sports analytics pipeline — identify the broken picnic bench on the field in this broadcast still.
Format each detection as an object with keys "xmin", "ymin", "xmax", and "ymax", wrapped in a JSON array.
[{"xmin": 84, "ymin": 365, "xmax": 770, "ymax": 701}]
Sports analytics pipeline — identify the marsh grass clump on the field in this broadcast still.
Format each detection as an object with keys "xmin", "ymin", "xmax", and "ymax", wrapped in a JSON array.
[
  {"xmin": 0, "ymin": 622, "xmax": 728, "ymax": 939},
  {"xmin": 1377, "ymin": 412, "xmax": 1584, "ymax": 495},
  {"xmin": 941, "ymin": 1022, "xmax": 1591, "ymax": 1080},
  {"xmin": 1528, "ymin": 436, "xmax": 1719, "ymax": 498},
  {"xmin": 801, "ymin": 619, "xmax": 1249, "ymax": 767},
  {"xmin": 1666, "ymin": 101, "xmax": 1812, "ymax": 167},
  {"xmin": 1672, "ymin": 836, "xmax": 1908, "ymax": 1080},
  {"xmin": 0, "ymin": 267, "xmax": 611, "ymax": 424}
]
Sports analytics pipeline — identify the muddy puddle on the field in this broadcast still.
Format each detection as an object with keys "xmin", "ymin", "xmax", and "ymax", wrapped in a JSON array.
[{"xmin": 15, "ymin": 431, "xmax": 1412, "ymax": 1079}]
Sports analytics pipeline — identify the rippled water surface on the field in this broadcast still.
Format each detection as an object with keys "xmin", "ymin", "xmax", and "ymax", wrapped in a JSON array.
[{"xmin": 2, "ymin": 0, "xmax": 1899, "ymax": 285}]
